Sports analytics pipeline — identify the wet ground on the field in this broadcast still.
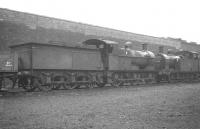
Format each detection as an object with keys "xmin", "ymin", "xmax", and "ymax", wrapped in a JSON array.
[{"xmin": 1, "ymin": 83, "xmax": 200, "ymax": 129}]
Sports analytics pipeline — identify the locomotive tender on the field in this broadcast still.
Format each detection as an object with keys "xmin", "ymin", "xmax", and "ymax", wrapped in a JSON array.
[{"xmin": 0, "ymin": 39, "xmax": 200, "ymax": 91}]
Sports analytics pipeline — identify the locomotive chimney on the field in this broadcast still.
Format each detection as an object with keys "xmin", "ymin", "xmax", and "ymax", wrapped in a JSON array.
[
  {"xmin": 142, "ymin": 43, "xmax": 147, "ymax": 51},
  {"xmin": 159, "ymin": 46, "xmax": 164, "ymax": 53}
]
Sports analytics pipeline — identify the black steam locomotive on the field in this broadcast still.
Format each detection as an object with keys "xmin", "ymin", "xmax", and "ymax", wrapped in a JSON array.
[{"xmin": 0, "ymin": 39, "xmax": 199, "ymax": 91}]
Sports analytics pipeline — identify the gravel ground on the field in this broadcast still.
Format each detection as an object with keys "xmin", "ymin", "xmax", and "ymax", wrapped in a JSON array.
[{"xmin": 1, "ymin": 83, "xmax": 200, "ymax": 129}]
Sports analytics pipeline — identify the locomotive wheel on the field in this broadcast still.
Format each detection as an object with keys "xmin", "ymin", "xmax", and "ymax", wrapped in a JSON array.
[
  {"xmin": 51, "ymin": 83, "xmax": 62, "ymax": 90},
  {"xmin": 87, "ymin": 81, "xmax": 96, "ymax": 88},
  {"xmin": 18, "ymin": 75, "xmax": 44, "ymax": 92},
  {"xmin": 95, "ymin": 79, "xmax": 106, "ymax": 87},
  {"xmin": 96, "ymin": 82, "xmax": 106, "ymax": 87},
  {"xmin": 0, "ymin": 77, "xmax": 14, "ymax": 90},
  {"xmin": 130, "ymin": 80, "xmax": 137, "ymax": 86},
  {"xmin": 111, "ymin": 79, "xmax": 121, "ymax": 87},
  {"xmin": 32, "ymin": 77, "xmax": 46, "ymax": 91},
  {"xmin": 50, "ymin": 74, "xmax": 73, "ymax": 90},
  {"xmin": 111, "ymin": 72, "xmax": 121, "ymax": 87},
  {"xmin": 52, "ymin": 76, "xmax": 66, "ymax": 90},
  {"xmin": 62, "ymin": 73, "xmax": 78, "ymax": 90},
  {"xmin": 22, "ymin": 85, "xmax": 35, "ymax": 92},
  {"xmin": 90, "ymin": 81, "xmax": 100, "ymax": 88},
  {"xmin": 64, "ymin": 83, "xmax": 78, "ymax": 90},
  {"xmin": 40, "ymin": 83, "xmax": 53, "ymax": 91},
  {"xmin": 18, "ymin": 76, "xmax": 35, "ymax": 92},
  {"xmin": 74, "ymin": 72, "xmax": 93, "ymax": 88}
]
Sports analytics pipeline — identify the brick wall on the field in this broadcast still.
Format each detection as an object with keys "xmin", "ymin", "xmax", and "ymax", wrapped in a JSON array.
[
  {"xmin": 0, "ymin": 8, "xmax": 180, "ymax": 53},
  {"xmin": 180, "ymin": 42, "xmax": 200, "ymax": 52}
]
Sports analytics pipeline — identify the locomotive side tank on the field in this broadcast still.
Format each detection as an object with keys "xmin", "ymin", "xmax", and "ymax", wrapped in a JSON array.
[
  {"xmin": 109, "ymin": 48, "xmax": 156, "ymax": 71},
  {"xmin": 106, "ymin": 42, "xmax": 157, "ymax": 86},
  {"xmin": 109, "ymin": 42, "xmax": 156, "ymax": 71}
]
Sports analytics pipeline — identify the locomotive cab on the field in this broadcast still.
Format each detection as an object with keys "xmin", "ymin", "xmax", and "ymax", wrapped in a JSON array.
[
  {"xmin": 83, "ymin": 39, "xmax": 118, "ymax": 70},
  {"xmin": 83, "ymin": 39, "xmax": 118, "ymax": 84}
]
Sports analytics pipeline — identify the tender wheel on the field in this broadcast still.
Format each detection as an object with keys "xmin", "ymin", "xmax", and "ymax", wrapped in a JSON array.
[
  {"xmin": 62, "ymin": 73, "xmax": 78, "ymax": 90},
  {"xmin": 18, "ymin": 75, "xmax": 35, "ymax": 92},
  {"xmin": 52, "ymin": 75, "xmax": 66, "ymax": 90},
  {"xmin": 74, "ymin": 72, "xmax": 93, "ymax": 88},
  {"xmin": 111, "ymin": 72, "xmax": 121, "ymax": 87}
]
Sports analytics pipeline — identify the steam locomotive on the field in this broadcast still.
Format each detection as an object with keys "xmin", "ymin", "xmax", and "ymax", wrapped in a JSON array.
[{"xmin": 0, "ymin": 39, "xmax": 199, "ymax": 91}]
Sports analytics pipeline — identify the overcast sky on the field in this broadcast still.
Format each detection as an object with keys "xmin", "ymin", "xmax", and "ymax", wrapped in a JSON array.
[{"xmin": 1, "ymin": 0, "xmax": 200, "ymax": 43}]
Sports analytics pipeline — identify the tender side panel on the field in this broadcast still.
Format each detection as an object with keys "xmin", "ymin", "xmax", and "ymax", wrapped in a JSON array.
[
  {"xmin": 72, "ymin": 51, "xmax": 102, "ymax": 70},
  {"xmin": 109, "ymin": 55, "xmax": 119, "ymax": 70},
  {"xmin": 33, "ymin": 46, "xmax": 73, "ymax": 69}
]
